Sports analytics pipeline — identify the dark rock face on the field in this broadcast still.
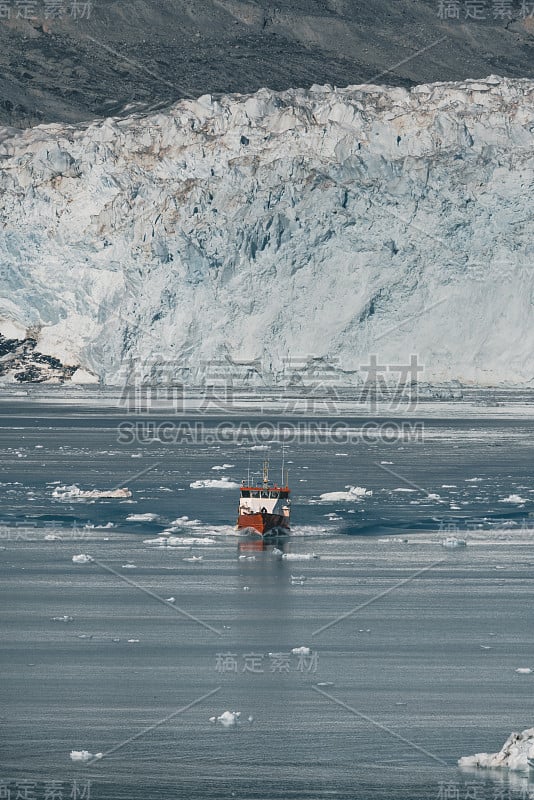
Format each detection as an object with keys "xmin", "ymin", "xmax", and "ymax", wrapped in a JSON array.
[
  {"xmin": 0, "ymin": 335, "xmax": 78, "ymax": 382},
  {"xmin": 0, "ymin": 0, "xmax": 533, "ymax": 128}
]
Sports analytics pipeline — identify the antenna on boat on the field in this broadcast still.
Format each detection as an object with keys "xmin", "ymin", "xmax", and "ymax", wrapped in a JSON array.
[
  {"xmin": 263, "ymin": 459, "xmax": 269, "ymax": 486},
  {"xmin": 281, "ymin": 442, "xmax": 285, "ymax": 486},
  {"xmin": 247, "ymin": 452, "xmax": 251, "ymax": 486}
]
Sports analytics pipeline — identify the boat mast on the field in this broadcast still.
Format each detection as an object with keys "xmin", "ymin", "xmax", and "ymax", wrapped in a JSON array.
[
  {"xmin": 281, "ymin": 443, "xmax": 285, "ymax": 487},
  {"xmin": 263, "ymin": 459, "xmax": 269, "ymax": 486}
]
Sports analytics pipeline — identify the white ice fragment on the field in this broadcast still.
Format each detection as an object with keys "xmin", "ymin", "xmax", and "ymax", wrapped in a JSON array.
[
  {"xmin": 72, "ymin": 554, "xmax": 93, "ymax": 564},
  {"xmin": 165, "ymin": 597, "xmax": 176, "ymax": 603},
  {"xmin": 183, "ymin": 556, "xmax": 203, "ymax": 562},
  {"xmin": 515, "ymin": 668, "xmax": 532, "ymax": 674},
  {"xmin": 242, "ymin": 586, "xmax": 250, "ymax": 591},
  {"xmin": 216, "ymin": 711, "xmax": 240, "ymax": 728},
  {"xmin": 190, "ymin": 477, "xmax": 240, "ymax": 489},
  {"xmin": 45, "ymin": 534, "xmax": 61, "ymax": 541},
  {"xmin": 442, "ymin": 537, "xmax": 467, "ymax": 548},
  {"xmin": 126, "ymin": 513, "xmax": 159, "ymax": 522},
  {"xmin": 319, "ymin": 486, "xmax": 372, "ymax": 502},
  {"xmin": 459, "ymin": 727, "xmax": 534, "ymax": 771},
  {"xmin": 70, "ymin": 750, "xmax": 102, "ymax": 762},
  {"xmin": 121, "ymin": 563, "xmax": 137, "ymax": 569},
  {"xmin": 127, "ymin": 638, "xmax": 140, "ymax": 643},
  {"xmin": 500, "ymin": 494, "xmax": 527, "ymax": 504},
  {"xmin": 52, "ymin": 615, "xmax": 74, "ymax": 622},
  {"xmin": 54, "ymin": 485, "xmax": 132, "ymax": 500},
  {"xmin": 281, "ymin": 552, "xmax": 318, "ymax": 561},
  {"xmin": 291, "ymin": 646, "xmax": 310, "ymax": 655}
]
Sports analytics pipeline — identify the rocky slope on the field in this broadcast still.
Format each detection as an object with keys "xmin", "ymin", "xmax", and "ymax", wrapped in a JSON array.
[
  {"xmin": 1, "ymin": 0, "xmax": 534, "ymax": 128},
  {"xmin": 0, "ymin": 76, "xmax": 533, "ymax": 386}
]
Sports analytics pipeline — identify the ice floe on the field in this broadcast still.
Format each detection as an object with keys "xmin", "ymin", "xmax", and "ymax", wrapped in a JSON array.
[
  {"xmin": 318, "ymin": 486, "xmax": 372, "ymax": 502},
  {"xmin": 72, "ymin": 554, "xmax": 93, "ymax": 564},
  {"xmin": 500, "ymin": 494, "xmax": 527, "ymax": 504},
  {"xmin": 70, "ymin": 750, "xmax": 102, "ymax": 762},
  {"xmin": 126, "ymin": 513, "xmax": 160, "ymax": 522},
  {"xmin": 53, "ymin": 485, "xmax": 132, "ymax": 500},
  {"xmin": 515, "ymin": 668, "xmax": 532, "ymax": 674},
  {"xmin": 210, "ymin": 711, "xmax": 242, "ymax": 727},
  {"xmin": 281, "ymin": 552, "xmax": 318, "ymax": 561},
  {"xmin": 190, "ymin": 477, "xmax": 240, "ymax": 489},
  {"xmin": 459, "ymin": 727, "xmax": 534, "ymax": 771},
  {"xmin": 442, "ymin": 537, "xmax": 467, "ymax": 548},
  {"xmin": 291, "ymin": 646, "xmax": 310, "ymax": 655},
  {"xmin": 211, "ymin": 464, "xmax": 235, "ymax": 470}
]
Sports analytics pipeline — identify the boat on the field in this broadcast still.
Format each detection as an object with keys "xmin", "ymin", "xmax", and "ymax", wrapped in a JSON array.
[{"xmin": 236, "ymin": 459, "xmax": 291, "ymax": 537}]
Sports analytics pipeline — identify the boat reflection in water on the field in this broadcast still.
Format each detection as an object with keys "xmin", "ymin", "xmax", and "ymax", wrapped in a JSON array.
[{"xmin": 237, "ymin": 527, "xmax": 290, "ymax": 554}]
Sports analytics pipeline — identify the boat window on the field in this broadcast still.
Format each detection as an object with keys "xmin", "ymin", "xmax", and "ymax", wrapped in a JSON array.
[
  {"xmin": 279, "ymin": 491, "xmax": 288, "ymax": 499},
  {"xmin": 269, "ymin": 491, "xmax": 279, "ymax": 499},
  {"xmin": 251, "ymin": 491, "xmax": 259, "ymax": 498},
  {"xmin": 261, "ymin": 490, "xmax": 269, "ymax": 498},
  {"xmin": 241, "ymin": 490, "xmax": 250, "ymax": 497}
]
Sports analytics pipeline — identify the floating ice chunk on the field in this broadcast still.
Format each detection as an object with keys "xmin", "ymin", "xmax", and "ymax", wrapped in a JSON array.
[
  {"xmin": 190, "ymin": 477, "xmax": 240, "ymax": 489},
  {"xmin": 380, "ymin": 461, "xmax": 393, "ymax": 465},
  {"xmin": 250, "ymin": 445, "xmax": 269, "ymax": 451},
  {"xmin": 319, "ymin": 486, "xmax": 372, "ymax": 502},
  {"xmin": 282, "ymin": 553, "xmax": 318, "ymax": 561},
  {"xmin": 458, "ymin": 727, "xmax": 534, "ymax": 771},
  {"xmin": 165, "ymin": 597, "xmax": 176, "ymax": 603},
  {"xmin": 127, "ymin": 639, "xmax": 140, "ymax": 643},
  {"xmin": 426, "ymin": 493, "xmax": 441, "ymax": 501},
  {"xmin": 166, "ymin": 536, "xmax": 216, "ymax": 546},
  {"xmin": 126, "ymin": 513, "xmax": 160, "ymax": 522},
  {"xmin": 72, "ymin": 554, "xmax": 93, "ymax": 564},
  {"xmin": 45, "ymin": 533, "xmax": 61, "ymax": 541},
  {"xmin": 500, "ymin": 494, "xmax": 527, "ymax": 504},
  {"xmin": 442, "ymin": 537, "xmax": 467, "ymax": 548},
  {"xmin": 216, "ymin": 711, "xmax": 241, "ymax": 728},
  {"xmin": 211, "ymin": 464, "xmax": 235, "ymax": 470},
  {"xmin": 515, "ymin": 668, "xmax": 532, "ymax": 674},
  {"xmin": 465, "ymin": 477, "xmax": 483, "ymax": 482},
  {"xmin": 70, "ymin": 750, "xmax": 102, "ymax": 762},
  {"xmin": 291, "ymin": 575, "xmax": 306, "ymax": 581},
  {"xmin": 121, "ymin": 563, "xmax": 137, "ymax": 569},
  {"xmin": 52, "ymin": 615, "xmax": 74, "ymax": 622},
  {"xmin": 53, "ymin": 485, "xmax": 132, "ymax": 500},
  {"xmin": 291, "ymin": 646, "xmax": 310, "ymax": 655},
  {"xmin": 392, "ymin": 488, "xmax": 416, "ymax": 493},
  {"xmin": 183, "ymin": 555, "xmax": 203, "ymax": 562},
  {"xmin": 243, "ymin": 586, "xmax": 250, "ymax": 591}
]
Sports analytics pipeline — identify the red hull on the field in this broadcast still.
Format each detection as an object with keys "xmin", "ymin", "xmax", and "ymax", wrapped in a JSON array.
[{"xmin": 237, "ymin": 512, "xmax": 290, "ymax": 536}]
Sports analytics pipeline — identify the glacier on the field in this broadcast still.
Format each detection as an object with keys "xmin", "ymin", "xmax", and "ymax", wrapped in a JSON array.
[{"xmin": 0, "ymin": 75, "xmax": 533, "ymax": 386}]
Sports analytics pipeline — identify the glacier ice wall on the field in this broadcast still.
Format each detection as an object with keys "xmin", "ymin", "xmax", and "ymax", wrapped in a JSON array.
[{"xmin": 0, "ymin": 76, "xmax": 533, "ymax": 385}]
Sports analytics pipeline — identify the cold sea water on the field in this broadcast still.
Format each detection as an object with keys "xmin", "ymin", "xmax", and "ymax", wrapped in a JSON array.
[{"xmin": 2, "ymin": 401, "xmax": 534, "ymax": 800}]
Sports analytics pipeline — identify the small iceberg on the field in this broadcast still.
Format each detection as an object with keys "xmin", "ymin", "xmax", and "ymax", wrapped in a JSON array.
[
  {"xmin": 190, "ymin": 477, "xmax": 240, "ymax": 489},
  {"xmin": 53, "ymin": 485, "xmax": 132, "ymax": 500},
  {"xmin": 319, "ymin": 486, "xmax": 372, "ymax": 502},
  {"xmin": 210, "ymin": 710, "xmax": 241, "ymax": 728},
  {"xmin": 459, "ymin": 727, "xmax": 534, "ymax": 771},
  {"xmin": 291, "ymin": 646, "xmax": 310, "ymax": 655},
  {"xmin": 126, "ymin": 513, "xmax": 159, "ymax": 522},
  {"xmin": 282, "ymin": 552, "xmax": 318, "ymax": 561},
  {"xmin": 70, "ymin": 750, "xmax": 102, "ymax": 762},
  {"xmin": 500, "ymin": 494, "xmax": 527, "ymax": 505},
  {"xmin": 442, "ymin": 537, "xmax": 467, "ymax": 548},
  {"xmin": 72, "ymin": 554, "xmax": 93, "ymax": 564}
]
